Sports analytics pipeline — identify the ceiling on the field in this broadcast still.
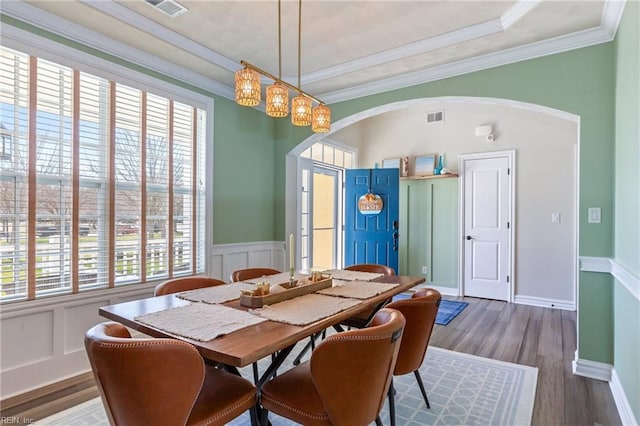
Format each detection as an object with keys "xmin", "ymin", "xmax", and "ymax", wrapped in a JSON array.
[{"xmin": 1, "ymin": 0, "xmax": 625, "ymax": 105}]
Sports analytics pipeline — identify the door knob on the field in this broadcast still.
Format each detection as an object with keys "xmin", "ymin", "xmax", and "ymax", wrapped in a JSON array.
[{"xmin": 466, "ymin": 235, "xmax": 473, "ymax": 240}]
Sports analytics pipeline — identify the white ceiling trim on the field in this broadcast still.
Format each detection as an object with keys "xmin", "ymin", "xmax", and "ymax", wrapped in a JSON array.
[
  {"xmin": 500, "ymin": 0, "xmax": 541, "ymax": 30},
  {"xmin": 0, "ymin": 0, "xmax": 234, "ymax": 100},
  {"xmin": 0, "ymin": 25, "xmax": 215, "ymax": 112},
  {"xmin": 0, "ymin": 0, "xmax": 626, "ymax": 107},
  {"xmin": 302, "ymin": 0, "xmax": 542, "ymax": 85},
  {"xmin": 301, "ymin": 18, "xmax": 504, "ymax": 85},
  {"xmin": 70, "ymin": 0, "xmax": 540, "ymax": 86},
  {"xmin": 320, "ymin": 11, "xmax": 622, "ymax": 104},
  {"xmin": 79, "ymin": 0, "xmax": 240, "ymax": 73}
]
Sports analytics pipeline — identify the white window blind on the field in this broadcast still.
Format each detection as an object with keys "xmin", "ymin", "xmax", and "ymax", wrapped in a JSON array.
[{"xmin": 0, "ymin": 46, "xmax": 207, "ymax": 302}]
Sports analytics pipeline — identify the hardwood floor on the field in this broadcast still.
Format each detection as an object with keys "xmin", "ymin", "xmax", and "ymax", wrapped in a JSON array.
[
  {"xmin": 1, "ymin": 296, "xmax": 622, "ymax": 425},
  {"xmin": 429, "ymin": 297, "xmax": 622, "ymax": 426}
]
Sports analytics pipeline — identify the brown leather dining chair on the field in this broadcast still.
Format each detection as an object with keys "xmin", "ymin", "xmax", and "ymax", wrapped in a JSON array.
[
  {"xmin": 85, "ymin": 322, "xmax": 258, "ymax": 426},
  {"xmin": 230, "ymin": 267, "xmax": 280, "ymax": 283},
  {"xmin": 340, "ymin": 263, "xmax": 396, "ymax": 329},
  {"xmin": 154, "ymin": 276, "xmax": 226, "ymax": 296},
  {"xmin": 292, "ymin": 263, "xmax": 396, "ymax": 366},
  {"xmin": 384, "ymin": 288, "xmax": 442, "ymax": 426},
  {"xmin": 260, "ymin": 307, "xmax": 406, "ymax": 426}
]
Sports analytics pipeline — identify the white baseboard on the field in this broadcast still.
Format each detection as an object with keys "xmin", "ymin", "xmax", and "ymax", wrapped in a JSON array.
[
  {"xmin": 572, "ymin": 355, "xmax": 612, "ymax": 382},
  {"xmin": 514, "ymin": 295, "xmax": 575, "ymax": 311},
  {"xmin": 411, "ymin": 284, "xmax": 460, "ymax": 297},
  {"xmin": 610, "ymin": 369, "xmax": 639, "ymax": 426}
]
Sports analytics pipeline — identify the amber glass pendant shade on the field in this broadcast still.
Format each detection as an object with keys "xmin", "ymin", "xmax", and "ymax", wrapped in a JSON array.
[
  {"xmin": 312, "ymin": 104, "xmax": 331, "ymax": 132},
  {"xmin": 235, "ymin": 68, "xmax": 261, "ymax": 107},
  {"xmin": 291, "ymin": 95, "xmax": 312, "ymax": 126},
  {"xmin": 266, "ymin": 83, "xmax": 289, "ymax": 117}
]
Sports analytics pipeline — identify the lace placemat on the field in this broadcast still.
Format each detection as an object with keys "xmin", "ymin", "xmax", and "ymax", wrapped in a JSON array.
[
  {"xmin": 321, "ymin": 269, "xmax": 384, "ymax": 281},
  {"xmin": 251, "ymin": 293, "xmax": 360, "ymax": 326},
  {"xmin": 135, "ymin": 303, "xmax": 267, "ymax": 342},
  {"xmin": 317, "ymin": 280, "xmax": 399, "ymax": 299},
  {"xmin": 177, "ymin": 283, "xmax": 257, "ymax": 304},
  {"xmin": 244, "ymin": 271, "xmax": 309, "ymax": 286}
]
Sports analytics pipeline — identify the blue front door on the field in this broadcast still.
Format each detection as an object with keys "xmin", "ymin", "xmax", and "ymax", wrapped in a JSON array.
[{"xmin": 344, "ymin": 168, "xmax": 399, "ymax": 273}]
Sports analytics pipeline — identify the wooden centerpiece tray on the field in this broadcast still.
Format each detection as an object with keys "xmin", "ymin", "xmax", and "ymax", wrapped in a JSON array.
[{"xmin": 240, "ymin": 277, "xmax": 333, "ymax": 308}]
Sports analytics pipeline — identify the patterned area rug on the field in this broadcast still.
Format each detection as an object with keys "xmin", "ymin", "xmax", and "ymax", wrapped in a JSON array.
[{"xmin": 36, "ymin": 346, "xmax": 537, "ymax": 426}]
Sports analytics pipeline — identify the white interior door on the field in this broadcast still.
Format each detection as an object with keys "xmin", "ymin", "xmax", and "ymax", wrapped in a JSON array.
[{"xmin": 461, "ymin": 152, "xmax": 513, "ymax": 301}]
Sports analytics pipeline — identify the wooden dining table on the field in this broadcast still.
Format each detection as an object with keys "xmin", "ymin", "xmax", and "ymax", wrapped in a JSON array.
[{"xmin": 99, "ymin": 274, "xmax": 425, "ymax": 387}]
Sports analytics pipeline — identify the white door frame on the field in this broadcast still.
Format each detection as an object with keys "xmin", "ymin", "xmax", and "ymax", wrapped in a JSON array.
[{"xmin": 458, "ymin": 150, "xmax": 516, "ymax": 302}]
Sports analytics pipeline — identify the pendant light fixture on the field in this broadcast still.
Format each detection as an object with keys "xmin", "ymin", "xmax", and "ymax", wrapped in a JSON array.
[
  {"xmin": 291, "ymin": 0, "xmax": 312, "ymax": 126},
  {"xmin": 234, "ymin": 67, "xmax": 261, "ymax": 107},
  {"xmin": 235, "ymin": 0, "xmax": 330, "ymax": 132},
  {"xmin": 312, "ymin": 103, "xmax": 331, "ymax": 132},
  {"xmin": 265, "ymin": 0, "xmax": 288, "ymax": 118}
]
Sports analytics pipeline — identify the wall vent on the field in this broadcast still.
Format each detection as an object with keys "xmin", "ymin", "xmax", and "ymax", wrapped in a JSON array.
[
  {"xmin": 426, "ymin": 110, "xmax": 444, "ymax": 124},
  {"xmin": 145, "ymin": 0, "xmax": 188, "ymax": 17}
]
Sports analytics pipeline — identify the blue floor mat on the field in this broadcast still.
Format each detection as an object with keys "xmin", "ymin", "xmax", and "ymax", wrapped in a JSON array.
[
  {"xmin": 435, "ymin": 299, "xmax": 468, "ymax": 325},
  {"xmin": 392, "ymin": 294, "xmax": 468, "ymax": 325}
]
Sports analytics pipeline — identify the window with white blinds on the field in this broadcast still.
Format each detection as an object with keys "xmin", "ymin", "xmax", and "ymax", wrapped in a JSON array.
[{"xmin": 0, "ymin": 46, "xmax": 207, "ymax": 302}]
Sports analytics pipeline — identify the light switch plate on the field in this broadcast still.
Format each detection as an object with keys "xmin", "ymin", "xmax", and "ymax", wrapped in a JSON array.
[
  {"xmin": 551, "ymin": 213, "xmax": 560, "ymax": 223},
  {"xmin": 588, "ymin": 207, "xmax": 601, "ymax": 224}
]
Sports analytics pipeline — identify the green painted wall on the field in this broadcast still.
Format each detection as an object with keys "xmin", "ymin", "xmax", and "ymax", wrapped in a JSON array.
[
  {"xmin": 613, "ymin": 2, "xmax": 640, "ymax": 422},
  {"xmin": 1, "ymin": 14, "xmax": 279, "ymax": 244},
  {"xmin": 276, "ymin": 44, "xmax": 616, "ymax": 363},
  {"xmin": 212, "ymin": 99, "xmax": 277, "ymax": 243},
  {"xmin": 5, "ymin": 12, "xmax": 624, "ymax": 367},
  {"xmin": 398, "ymin": 178, "xmax": 458, "ymax": 287}
]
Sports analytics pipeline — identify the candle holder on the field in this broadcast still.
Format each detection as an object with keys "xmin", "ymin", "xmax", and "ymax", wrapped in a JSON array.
[{"xmin": 289, "ymin": 267, "xmax": 296, "ymax": 287}]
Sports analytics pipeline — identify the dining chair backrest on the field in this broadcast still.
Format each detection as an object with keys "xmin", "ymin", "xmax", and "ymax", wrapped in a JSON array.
[
  {"xmin": 310, "ymin": 307, "xmax": 405, "ymax": 425},
  {"xmin": 154, "ymin": 276, "xmax": 226, "ymax": 296},
  {"xmin": 384, "ymin": 288, "xmax": 442, "ymax": 375},
  {"xmin": 85, "ymin": 322, "xmax": 206, "ymax": 425},
  {"xmin": 230, "ymin": 267, "xmax": 280, "ymax": 282},
  {"xmin": 344, "ymin": 263, "xmax": 396, "ymax": 276}
]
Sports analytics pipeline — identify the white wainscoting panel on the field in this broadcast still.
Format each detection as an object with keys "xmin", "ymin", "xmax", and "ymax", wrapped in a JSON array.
[
  {"xmin": 1, "ymin": 311, "xmax": 55, "ymax": 371},
  {"xmin": 0, "ymin": 283, "xmax": 157, "ymax": 399},
  {"xmin": 1, "ymin": 241, "xmax": 285, "ymax": 400},
  {"xmin": 211, "ymin": 241, "xmax": 286, "ymax": 281},
  {"xmin": 580, "ymin": 256, "xmax": 640, "ymax": 302}
]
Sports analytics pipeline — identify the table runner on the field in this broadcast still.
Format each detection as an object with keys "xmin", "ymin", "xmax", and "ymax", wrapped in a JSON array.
[
  {"xmin": 317, "ymin": 280, "xmax": 399, "ymax": 299},
  {"xmin": 135, "ymin": 303, "xmax": 267, "ymax": 342},
  {"xmin": 177, "ymin": 283, "xmax": 257, "ymax": 304},
  {"xmin": 322, "ymin": 269, "xmax": 383, "ymax": 281},
  {"xmin": 244, "ymin": 271, "xmax": 309, "ymax": 286},
  {"xmin": 251, "ymin": 293, "xmax": 360, "ymax": 326}
]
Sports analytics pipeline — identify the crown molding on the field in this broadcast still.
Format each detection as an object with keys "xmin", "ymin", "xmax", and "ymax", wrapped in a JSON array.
[
  {"xmin": 78, "ymin": 0, "xmax": 240, "ymax": 73},
  {"xmin": 501, "ymin": 0, "xmax": 541, "ymax": 30},
  {"xmin": 319, "ymin": 23, "xmax": 616, "ymax": 104},
  {"xmin": 0, "ymin": 0, "xmax": 625, "ymax": 106},
  {"xmin": 300, "ymin": 18, "xmax": 504, "ymax": 86},
  {"xmin": 78, "ymin": 0, "xmax": 536, "ymax": 86},
  {"xmin": 0, "ymin": 0, "xmax": 234, "ymax": 101}
]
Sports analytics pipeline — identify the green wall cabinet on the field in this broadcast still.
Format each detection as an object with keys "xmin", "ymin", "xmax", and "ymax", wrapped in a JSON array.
[{"xmin": 399, "ymin": 176, "xmax": 458, "ymax": 289}]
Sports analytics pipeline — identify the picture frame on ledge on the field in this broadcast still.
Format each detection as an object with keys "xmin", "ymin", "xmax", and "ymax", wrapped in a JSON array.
[
  {"xmin": 414, "ymin": 154, "xmax": 437, "ymax": 176},
  {"xmin": 382, "ymin": 158, "xmax": 401, "ymax": 169}
]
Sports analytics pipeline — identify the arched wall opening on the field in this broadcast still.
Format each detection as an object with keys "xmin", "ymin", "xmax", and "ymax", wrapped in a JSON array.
[{"xmin": 286, "ymin": 96, "xmax": 580, "ymax": 310}]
